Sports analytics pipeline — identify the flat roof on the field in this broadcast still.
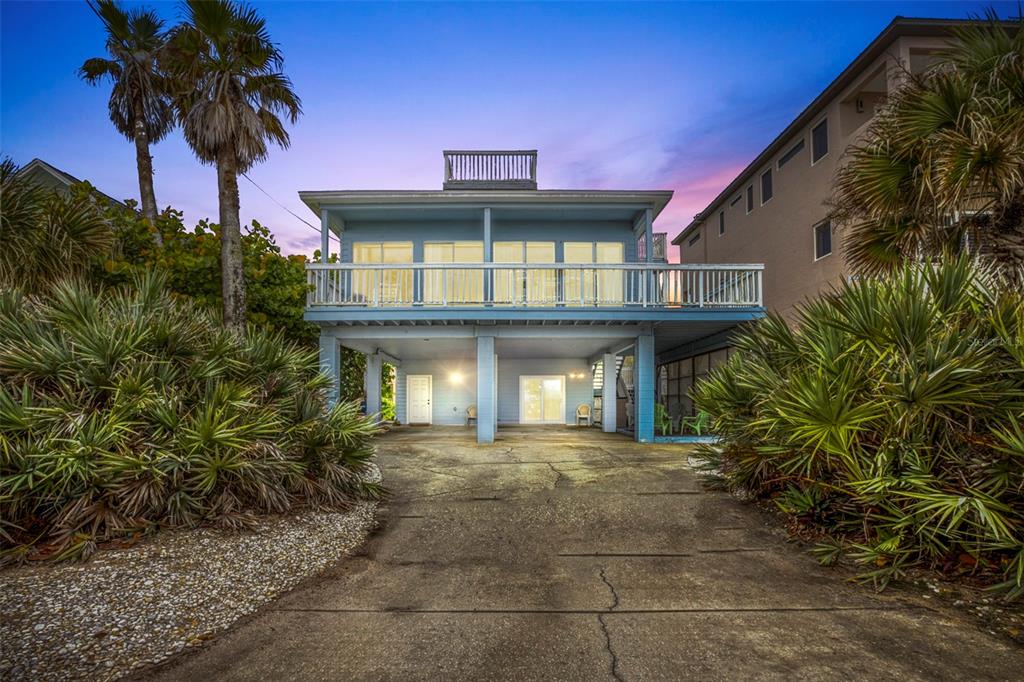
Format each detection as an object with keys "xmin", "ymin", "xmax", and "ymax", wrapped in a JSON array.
[
  {"xmin": 300, "ymin": 189, "xmax": 674, "ymax": 222},
  {"xmin": 671, "ymin": 16, "xmax": 1011, "ymax": 245}
]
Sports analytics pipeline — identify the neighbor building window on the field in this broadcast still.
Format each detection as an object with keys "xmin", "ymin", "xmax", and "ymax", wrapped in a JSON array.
[
  {"xmin": 730, "ymin": 194, "xmax": 742, "ymax": 207},
  {"xmin": 760, "ymin": 169, "xmax": 773, "ymax": 204},
  {"xmin": 778, "ymin": 139, "xmax": 805, "ymax": 169},
  {"xmin": 746, "ymin": 185, "xmax": 754, "ymax": 213},
  {"xmin": 718, "ymin": 211, "xmax": 725, "ymax": 235},
  {"xmin": 688, "ymin": 232, "xmax": 701, "ymax": 246},
  {"xmin": 812, "ymin": 119, "xmax": 829, "ymax": 163},
  {"xmin": 814, "ymin": 220, "xmax": 832, "ymax": 260}
]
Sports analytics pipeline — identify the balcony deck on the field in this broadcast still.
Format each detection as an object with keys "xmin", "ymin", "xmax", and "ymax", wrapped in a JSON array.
[{"xmin": 305, "ymin": 262, "xmax": 763, "ymax": 325}]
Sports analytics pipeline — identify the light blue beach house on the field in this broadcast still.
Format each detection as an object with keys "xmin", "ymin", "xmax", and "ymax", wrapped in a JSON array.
[{"xmin": 303, "ymin": 151, "xmax": 764, "ymax": 443}]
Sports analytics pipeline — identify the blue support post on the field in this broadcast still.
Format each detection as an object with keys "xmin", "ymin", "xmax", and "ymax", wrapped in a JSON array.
[
  {"xmin": 635, "ymin": 332, "xmax": 655, "ymax": 443},
  {"xmin": 365, "ymin": 352, "xmax": 382, "ymax": 419},
  {"xmin": 476, "ymin": 335, "xmax": 495, "ymax": 443},
  {"xmin": 602, "ymin": 352, "xmax": 617, "ymax": 433},
  {"xmin": 319, "ymin": 333, "xmax": 340, "ymax": 407},
  {"xmin": 320, "ymin": 209, "xmax": 330, "ymax": 263}
]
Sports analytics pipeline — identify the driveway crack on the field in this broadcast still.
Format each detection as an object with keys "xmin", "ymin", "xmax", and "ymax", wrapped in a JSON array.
[
  {"xmin": 548, "ymin": 463, "xmax": 568, "ymax": 488},
  {"xmin": 597, "ymin": 566, "xmax": 624, "ymax": 681}
]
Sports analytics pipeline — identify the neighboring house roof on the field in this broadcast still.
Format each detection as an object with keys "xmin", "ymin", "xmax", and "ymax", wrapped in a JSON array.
[
  {"xmin": 300, "ymin": 189, "xmax": 674, "ymax": 222},
  {"xmin": 670, "ymin": 16, "xmax": 1009, "ymax": 245},
  {"xmin": 16, "ymin": 157, "xmax": 127, "ymax": 209}
]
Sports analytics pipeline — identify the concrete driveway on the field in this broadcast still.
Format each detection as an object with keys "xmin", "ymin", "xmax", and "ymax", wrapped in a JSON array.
[{"xmin": 149, "ymin": 426, "xmax": 1022, "ymax": 680}]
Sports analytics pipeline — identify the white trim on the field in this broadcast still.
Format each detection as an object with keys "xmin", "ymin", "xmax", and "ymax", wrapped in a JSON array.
[
  {"xmin": 519, "ymin": 375, "xmax": 566, "ymax": 425},
  {"xmin": 406, "ymin": 374, "xmax": 433, "ymax": 424},
  {"xmin": 810, "ymin": 118, "xmax": 830, "ymax": 166}
]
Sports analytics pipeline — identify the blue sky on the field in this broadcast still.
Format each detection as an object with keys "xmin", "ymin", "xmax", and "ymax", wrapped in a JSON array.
[{"xmin": 1, "ymin": 1, "xmax": 1014, "ymax": 254}]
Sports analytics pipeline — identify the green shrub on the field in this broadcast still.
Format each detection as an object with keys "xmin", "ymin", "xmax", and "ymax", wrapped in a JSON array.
[
  {"xmin": 0, "ymin": 272, "xmax": 381, "ymax": 562},
  {"xmin": 693, "ymin": 257, "xmax": 1024, "ymax": 599}
]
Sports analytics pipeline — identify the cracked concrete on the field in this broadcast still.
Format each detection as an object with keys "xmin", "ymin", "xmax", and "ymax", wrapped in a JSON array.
[{"xmin": 144, "ymin": 426, "xmax": 1023, "ymax": 681}]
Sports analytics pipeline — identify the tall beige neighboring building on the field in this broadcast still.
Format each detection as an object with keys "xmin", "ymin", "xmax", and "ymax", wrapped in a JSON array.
[{"xmin": 672, "ymin": 17, "xmax": 973, "ymax": 320}]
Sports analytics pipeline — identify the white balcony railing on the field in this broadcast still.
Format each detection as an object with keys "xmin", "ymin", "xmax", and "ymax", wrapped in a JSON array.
[{"xmin": 306, "ymin": 263, "xmax": 763, "ymax": 309}]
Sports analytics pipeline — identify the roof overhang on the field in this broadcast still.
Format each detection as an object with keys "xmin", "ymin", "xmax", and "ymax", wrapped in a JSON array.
[{"xmin": 300, "ymin": 189, "xmax": 674, "ymax": 227}]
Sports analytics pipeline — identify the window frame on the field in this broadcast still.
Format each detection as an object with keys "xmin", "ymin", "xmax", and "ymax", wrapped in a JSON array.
[
  {"xmin": 811, "ymin": 119, "xmax": 829, "ymax": 165},
  {"xmin": 813, "ymin": 220, "xmax": 833, "ymax": 261},
  {"xmin": 760, "ymin": 168, "xmax": 773, "ymax": 205}
]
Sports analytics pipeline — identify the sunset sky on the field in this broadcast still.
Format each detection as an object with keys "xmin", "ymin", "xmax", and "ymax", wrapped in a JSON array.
[{"xmin": 1, "ymin": 1, "xmax": 1013, "ymax": 255}]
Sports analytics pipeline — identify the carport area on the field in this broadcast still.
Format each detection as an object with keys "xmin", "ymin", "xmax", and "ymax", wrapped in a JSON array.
[
  {"xmin": 152, "ymin": 430, "xmax": 1022, "ymax": 680},
  {"xmin": 318, "ymin": 317, "xmax": 759, "ymax": 444}
]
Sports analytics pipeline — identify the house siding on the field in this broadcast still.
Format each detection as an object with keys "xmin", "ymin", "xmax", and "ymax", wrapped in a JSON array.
[
  {"xmin": 496, "ymin": 358, "xmax": 593, "ymax": 425},
  {"xmin": 395, "ymin": 358, "xmax": 477, "ymax": 425},
  {"xmin": 394, "ymin": 357, "xmax": 594, "ymax": 426}
]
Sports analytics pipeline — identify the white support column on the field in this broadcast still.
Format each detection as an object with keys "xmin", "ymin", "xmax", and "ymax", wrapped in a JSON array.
[
  {"xmin": 602, "ymin": 352, "xmax": 617, "ymax": 433},
  {"xmin": 476, "ymin": 335, "xmax": 496, "ymax": 443},
  {"xmin": 320, "ymin": 209, "xmax": 330, "ymax": 264},
  {"xmin": 319, "ymin": 332, "xmax": 341, "ymax": 408},
  {"xmin": 364, "ymin": 352, "xmax": 382, "ymax": 419}
]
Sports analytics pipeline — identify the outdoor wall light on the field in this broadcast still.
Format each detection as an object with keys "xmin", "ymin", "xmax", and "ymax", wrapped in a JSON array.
[{"xmin": 449, "ymin": 371, "xmax": 463, "ymax": 384}]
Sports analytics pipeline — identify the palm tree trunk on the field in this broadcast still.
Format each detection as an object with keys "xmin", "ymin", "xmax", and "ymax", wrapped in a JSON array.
[
  {"xmin": 216, "ymin": 146, "xmax": 247, "ymax": 333},
  {"xmin": 133, "ymin": 118, "xmax": 162, "ymax": 247}
]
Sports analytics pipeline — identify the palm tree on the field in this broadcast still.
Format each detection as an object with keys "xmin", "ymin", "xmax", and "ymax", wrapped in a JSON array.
[
  {"xmin": 831, "ymin": 14, "xmax": 1024, "ymax": 275},
  {"xmin": 79, "ymin": 0, "xmax": 173, "ymax": 245},
  {"xmin": 164, "ymin": 0, "xmax": 301, "ymax": 333}
]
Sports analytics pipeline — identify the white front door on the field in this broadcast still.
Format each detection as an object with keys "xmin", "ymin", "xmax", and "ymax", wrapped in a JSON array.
[
  {"xmin": 519, "ymin": 375, "xmax": 565, "ymax": 424},
  {"xmin": 407, "ymin": 375, "xmax": 432, "ymax": 424}
]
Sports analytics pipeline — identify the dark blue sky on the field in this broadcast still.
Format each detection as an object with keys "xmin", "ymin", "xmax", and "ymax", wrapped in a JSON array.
[{"xmin": 1, "ymin": 1, "xmax": 1013, "ymax": 253}]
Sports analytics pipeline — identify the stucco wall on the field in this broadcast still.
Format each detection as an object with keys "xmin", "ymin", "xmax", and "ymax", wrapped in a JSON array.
[{"xmin": 394, "ymin": 356, "xmax": 594, "ymax": 426}]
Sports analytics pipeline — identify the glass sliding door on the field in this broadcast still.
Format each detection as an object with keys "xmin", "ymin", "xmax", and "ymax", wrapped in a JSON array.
[
  {"xmin": 353, "ymin": 242, "xmax": 413, "ymax": 305},
  {"xmin": 596, "ymin": 242, "xmax": 624, "ymax": 305},
  {"xmin": 563, "ymin": 242, "xmax": 594, "ymax": 305},
  {"xmin": 492, "ymin": 241, "xmax": 554, "ymax": 305},
  {"xmin": 525, "ymin": 242, "xmax": 555, "ymax": 305},
  {"xmin": 519, "ymin": 375, "xmax": 565, "ymax": 424},
  {"xmin": 493, "ymin": 241, "xmax": 521, "ymax": 305},
  {"xmin": 424, "ymin": 241, "xmax": 483, "ymax": 304}
]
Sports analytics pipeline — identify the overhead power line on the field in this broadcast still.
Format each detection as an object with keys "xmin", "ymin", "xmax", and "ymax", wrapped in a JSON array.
[{"xmin": 241, "ymin": 172, "xmax": 339, "ymax": 246}]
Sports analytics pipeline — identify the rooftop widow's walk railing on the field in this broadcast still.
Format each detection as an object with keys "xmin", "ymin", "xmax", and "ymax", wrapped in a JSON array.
[
  {"xmin": 443, "ymin": 150, "xmax": 538, "ymax": 190},
  {"xmin": 306, "ymin": 263, "xmax": 763, "ymax": 309}
]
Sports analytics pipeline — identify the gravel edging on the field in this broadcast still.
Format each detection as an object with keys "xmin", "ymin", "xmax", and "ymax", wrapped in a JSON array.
[{"xmin": 0, "ymin": 462, "xmax": 383, "ymax": 681}]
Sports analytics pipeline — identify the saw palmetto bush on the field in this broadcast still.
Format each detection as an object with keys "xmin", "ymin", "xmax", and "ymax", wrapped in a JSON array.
[
  {"xmin": 693, "ymin": 257, "xmax": 1024, "ymax": 599},
  {"xmin": 0, "ymin": 272, "xmax": 380, "ymax": 561}
]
